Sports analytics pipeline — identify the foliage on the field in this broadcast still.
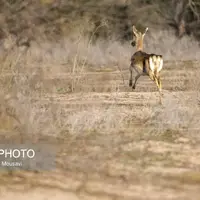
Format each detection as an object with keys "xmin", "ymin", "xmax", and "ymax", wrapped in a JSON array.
[{"xmin": 0, "ymin": 0, "xmax": 200, "ymax": 42}]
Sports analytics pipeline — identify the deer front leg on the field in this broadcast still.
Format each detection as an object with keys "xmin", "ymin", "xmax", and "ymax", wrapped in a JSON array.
[
  {"xmin": 132, "ymin": 73, "xmax": 141, "ymax": 89},
  {"xmin": 129, "ymin": 66, "xmax": 133, "ymax": 87}
]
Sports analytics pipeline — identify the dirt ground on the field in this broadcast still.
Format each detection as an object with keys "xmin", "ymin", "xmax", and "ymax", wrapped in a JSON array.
[{"xmin": 0, "ymin": 60, "xmax": 200, "ymax": 200}]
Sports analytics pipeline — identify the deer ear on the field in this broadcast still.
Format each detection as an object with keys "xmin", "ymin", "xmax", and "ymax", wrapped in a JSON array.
[
  {"xmin": 143, "ymin": 27, "xmax": 148, "ymax": 36},
  {"xmin": 132, "ymin": 25, "xmax": 139, "ymax": 36}
]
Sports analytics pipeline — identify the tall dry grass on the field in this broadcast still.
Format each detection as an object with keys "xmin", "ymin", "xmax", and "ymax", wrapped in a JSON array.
[
  {"xmin": 16, "ymin": 29, "xmax": 200, "ymax": 70},
  {"xmin": 0, "ymin": 29, "xmax": 199, "ymax": 137}
]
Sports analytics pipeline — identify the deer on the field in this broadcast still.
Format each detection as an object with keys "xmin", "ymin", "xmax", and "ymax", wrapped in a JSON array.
[{"xmin": 129, "ymin": 25, "xmax": 163, "ymax": 104}]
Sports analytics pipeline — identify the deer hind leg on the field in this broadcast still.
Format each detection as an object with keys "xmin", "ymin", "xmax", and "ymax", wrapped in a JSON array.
[
  {"xmin": 157, "ymin": 75, "xmax": 162, "ymax": 94},
  {"xmin": 149, "ymin": 72, "xmax": 163, "ymax": 104},
  {"xmin": 155, "ymin": 76, "xmax": 161, "ymax": 91},
  {"xmin": 155, "ymin": 75, "xmax": 163, "ymax": 104},
  {"xmin": 148, "ymin": 71, "xmax": 161, "ymax": 91}
]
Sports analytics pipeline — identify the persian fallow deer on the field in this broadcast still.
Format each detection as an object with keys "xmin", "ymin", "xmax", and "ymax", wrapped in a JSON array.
[{"xmin": 129, "ymin": 25, "xmax": 163, "ymax": 104}]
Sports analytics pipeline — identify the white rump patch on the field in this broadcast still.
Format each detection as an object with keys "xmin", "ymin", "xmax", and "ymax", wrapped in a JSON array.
[
  {"xmin": 149, "ymin": 57, "xmax": 155, "ymax": 71},
  {"xmin": 158, "ymin": 57, "xmax": 163, "ymax": 72},
  {"xmin": 149, "ymin": 55, "xmax": 163, "ymax": 73}
]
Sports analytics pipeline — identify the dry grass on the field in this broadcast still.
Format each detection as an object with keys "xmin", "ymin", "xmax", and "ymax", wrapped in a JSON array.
[
  {"xmin": 0, "ymin": 29, "xmax": 200, "ymax": 136},
  {"xmin": 0, "ymin": 28, "xmax": 200, "ymax": 199},
  {"xmin": 3, "ymin": 29, "xmax": 198, "ymax": 70}
]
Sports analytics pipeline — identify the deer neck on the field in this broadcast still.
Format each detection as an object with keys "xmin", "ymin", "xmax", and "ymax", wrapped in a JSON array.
[{"xmin": 136, "ymin": 37, "xmax": 144, "ymax": 51}]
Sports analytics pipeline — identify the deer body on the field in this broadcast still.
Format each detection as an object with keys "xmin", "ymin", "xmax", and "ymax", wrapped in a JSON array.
[{"xmin": 129, "ymin": 26, "xmax": 163, "ymax": 103}]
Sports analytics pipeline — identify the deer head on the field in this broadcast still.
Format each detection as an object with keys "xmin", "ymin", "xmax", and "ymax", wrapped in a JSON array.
[{"xmin": 131, "ymin": 25, "xmax": 148, "ymax": 51}]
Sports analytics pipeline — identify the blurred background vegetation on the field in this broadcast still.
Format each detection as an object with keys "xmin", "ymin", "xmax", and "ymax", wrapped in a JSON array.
[
  {"xmin": 0, "ymin": 0, "xmax": 199, "ymax": 146},
  {"xmin": 0, "ymin": 0, "xmax": 200, "ymax": 44}
]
